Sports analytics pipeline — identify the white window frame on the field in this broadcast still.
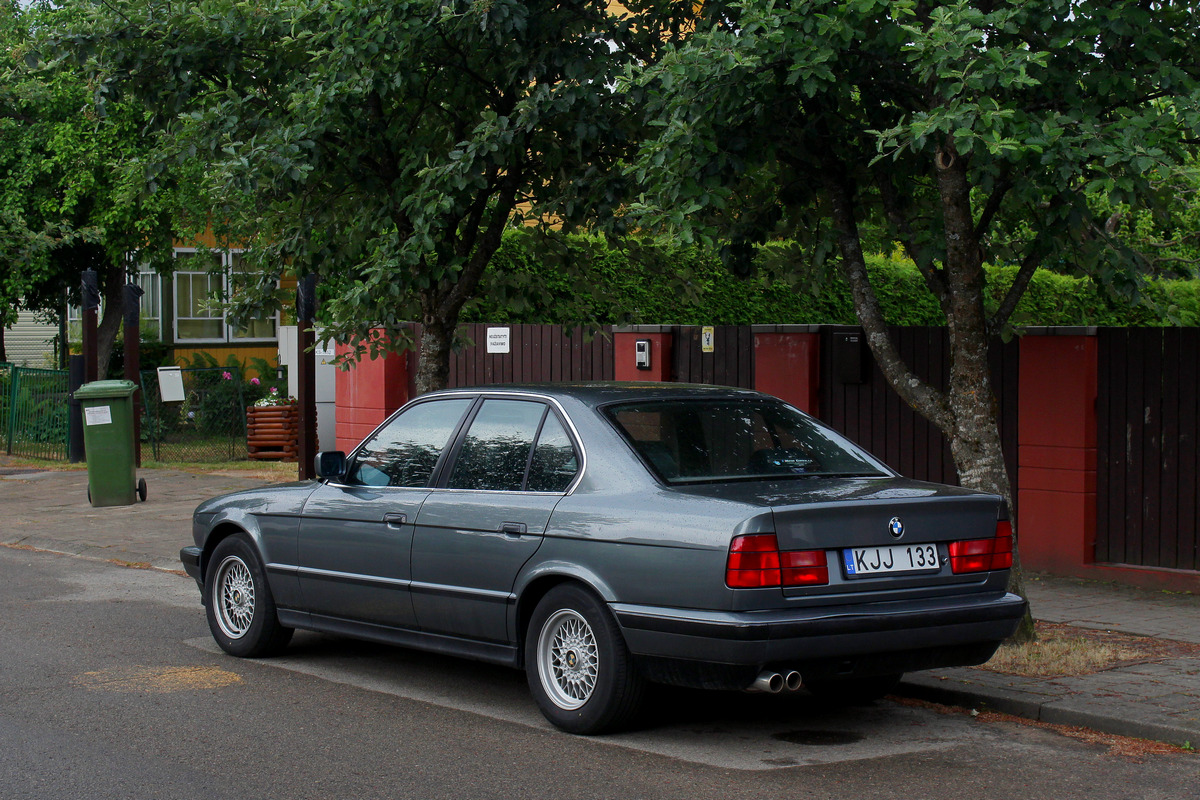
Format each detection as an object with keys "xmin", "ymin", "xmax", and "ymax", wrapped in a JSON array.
[
  {"xmin": 66, "ymin": 269, "xmax": 165, "ymax": 343},
  {"xmin": 172, "ymin": 247, "xmax": 279, "ymax": 344},
  {"xmin": 134, "ymin": 269, "xmax": 164, "ymax": 342}
]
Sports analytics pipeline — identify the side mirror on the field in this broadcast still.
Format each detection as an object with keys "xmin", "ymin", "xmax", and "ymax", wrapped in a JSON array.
[{"xmin": 314, "ymin": 451, "xmax": 347, "ymax": 481}]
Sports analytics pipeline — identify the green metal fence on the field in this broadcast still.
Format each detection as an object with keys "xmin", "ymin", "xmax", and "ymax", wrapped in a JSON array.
[
  {"xmin": 140, "ymin": 367, "xmax": 249, "ymax": 462},
  {"xmin": 4, "ymin": 364, "xmax": 70, "ymax": 461},
  {"xmin": 0, "ymin": 363, "xmax": 10, "ymax": 450}
]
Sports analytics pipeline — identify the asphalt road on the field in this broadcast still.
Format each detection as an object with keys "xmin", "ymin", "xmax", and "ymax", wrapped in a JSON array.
[{"xmin": 0, "ymin": 546, "xmax": 1195, "ymax": 800}]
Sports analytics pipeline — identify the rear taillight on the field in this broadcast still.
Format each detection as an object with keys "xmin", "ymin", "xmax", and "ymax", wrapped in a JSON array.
[
  {"xmin": 726, "ymin": 534, "xmax": 781, "ymax": 588},
  {"xmin": 727, "ymin": 534, "xmax": 828, "ymax": 588},
  {"xmin": 949, "ymin": 520, "xmax": 1014, "ymax": 574}
]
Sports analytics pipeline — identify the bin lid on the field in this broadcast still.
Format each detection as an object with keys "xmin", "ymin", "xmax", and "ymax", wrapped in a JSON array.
[{"xmin": 75, "ymin": 379, "xmax": 139, "ymax": 399}]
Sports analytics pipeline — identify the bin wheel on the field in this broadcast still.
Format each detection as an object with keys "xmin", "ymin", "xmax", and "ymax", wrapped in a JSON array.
[
  {"xmin": 137, "ymin": 478, "xmax": 147, "ymax": 502},
  {"xmin": 87, "ymin": 487, "xmax": 91, "ymax": 505}
]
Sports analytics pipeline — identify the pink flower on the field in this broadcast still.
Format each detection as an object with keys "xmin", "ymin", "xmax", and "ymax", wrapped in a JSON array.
[
  {"xmin": 250, "ymin": 377, "xmax": 260, "ymax": 385},
  {"xmin": 222, "ymin": 371, "xmax": 232, "ymax": 380}
]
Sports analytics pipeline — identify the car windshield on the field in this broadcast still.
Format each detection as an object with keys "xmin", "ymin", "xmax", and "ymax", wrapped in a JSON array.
[{"xmin": 605, "ymin": 399, "xmax": 889, "ymax": 485}]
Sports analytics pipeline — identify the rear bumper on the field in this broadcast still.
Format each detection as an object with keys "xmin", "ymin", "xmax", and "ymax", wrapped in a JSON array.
[{"xmin": 613, "ymin": 591, "xmax": 1026, "ymax": 680}]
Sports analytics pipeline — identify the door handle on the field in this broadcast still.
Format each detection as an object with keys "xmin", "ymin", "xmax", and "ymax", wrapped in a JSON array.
[
  {"xmin": 383, "ymin": 513, "xmax": 408, "ymax": 527},
  {"xmin": 500, "ymin": 522, "xmax": 527, "ymax": 537}
]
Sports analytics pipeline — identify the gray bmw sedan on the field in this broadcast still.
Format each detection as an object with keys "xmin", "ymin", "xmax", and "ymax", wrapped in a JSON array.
[{"xmin": 181, "ymin": 383, "xmax": 1025, "ymax": 734}]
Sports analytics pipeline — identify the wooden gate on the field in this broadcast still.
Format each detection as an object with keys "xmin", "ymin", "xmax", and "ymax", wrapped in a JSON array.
[
  {"xmin": 818, "ymin": 326, "xmax": 1020, "ymax": 491},
  {"xmin": 1096, "ymin": 328, "xmax": 1199, "ymax": 570}
]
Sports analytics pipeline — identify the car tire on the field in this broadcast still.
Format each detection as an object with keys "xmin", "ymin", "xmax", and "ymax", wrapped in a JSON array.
[
  {"xmin": 525, "ymin": 584, "xmax": 644, "ymax": 735},
  {"xmin": 804, "ymin": 673, "xmax": 902, "ymax": 705},
  {"xmin": 205, "ymin": 534, "xmax": 293, "ymax": 658}
]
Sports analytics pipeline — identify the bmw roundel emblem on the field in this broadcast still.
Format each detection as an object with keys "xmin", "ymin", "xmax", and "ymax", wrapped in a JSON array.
[{"xmin": 889, "ymin": 517, "xmax": 904, "ymax": 539}]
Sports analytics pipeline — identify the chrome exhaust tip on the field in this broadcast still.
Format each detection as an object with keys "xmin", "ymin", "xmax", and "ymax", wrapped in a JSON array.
[
  {"xmin": 784, "ymin": 670, "xmax": 803, "ymax": 692},
  {"xmin": 746, "ymin": 670, "xmax": 785, "ymax": 694}
]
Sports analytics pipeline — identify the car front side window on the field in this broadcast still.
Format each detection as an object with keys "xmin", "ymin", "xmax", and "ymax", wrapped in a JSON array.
[{"xmin": 346, "ymin": 398, "xmax": 473, "ymax": 488}]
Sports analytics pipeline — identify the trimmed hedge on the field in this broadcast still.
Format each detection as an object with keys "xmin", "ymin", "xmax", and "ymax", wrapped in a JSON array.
[{"xmin": 466, "ymin": 231, "xmax": 1200, "ymax": 327}]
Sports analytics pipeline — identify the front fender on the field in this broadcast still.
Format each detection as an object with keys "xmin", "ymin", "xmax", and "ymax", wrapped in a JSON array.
[{"xmin": 191, "ymin": 482, "xmax": 315, "ymax": 610}]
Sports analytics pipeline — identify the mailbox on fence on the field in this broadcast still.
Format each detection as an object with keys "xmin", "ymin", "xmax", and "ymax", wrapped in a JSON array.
[
  {"xmin": 832, "ymin": 331, "xmax": 870, "ymax": 384},
  {"xmin": 74, "ymin": 379, "xmax": 147, "ymax": 506}
]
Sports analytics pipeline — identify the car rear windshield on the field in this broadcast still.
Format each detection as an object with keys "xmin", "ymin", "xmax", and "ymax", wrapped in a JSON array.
[{"xmin": 605, "ymin": 399, "xmax": 889, "ymax": 485}]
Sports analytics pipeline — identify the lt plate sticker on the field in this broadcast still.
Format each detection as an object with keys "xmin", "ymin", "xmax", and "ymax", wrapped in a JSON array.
[{"xmin": 84, "ymin": 406, "xmax": 113, "ymax": 426}]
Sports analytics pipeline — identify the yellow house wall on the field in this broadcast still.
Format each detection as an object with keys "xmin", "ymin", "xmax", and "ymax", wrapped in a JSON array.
[{"xmin": 171, "ymin": 345, "xmax": 280, "ymax": 379}]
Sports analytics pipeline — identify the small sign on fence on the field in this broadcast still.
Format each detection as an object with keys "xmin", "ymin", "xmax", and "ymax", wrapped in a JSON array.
[
  {"xmin": 157, "ymin": 366, "xmax": 185, "ymax": 403},
  {"xmin": 486, "ymin": 327, "xmax": 511, "ymax": 354}
]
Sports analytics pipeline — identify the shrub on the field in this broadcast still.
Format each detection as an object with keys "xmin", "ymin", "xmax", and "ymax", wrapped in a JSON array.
[{"xmin": 467, "ymin": 230, "xmax": 1198, "ymax": 327}]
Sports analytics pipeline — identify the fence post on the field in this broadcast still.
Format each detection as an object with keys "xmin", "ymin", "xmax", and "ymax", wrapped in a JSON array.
[
  {"xmin": 4, "ymin": 366, "xmax": 14, "ymax": 455},
  {"xmin": 68, "ymin": 355, "xmax": 86, "ymax": 462},
  {"xmin": 124, "ymin": 282, "xmax": 144, "ymax": 466},
  {"xmin": 613, "ymin": 326, "xmax": 673, "ymax": 382},
  {"xmin": 752, "ymin": 325, "xmax": 822, "ymax": 415},
  {"xmin": 297, "ymin": 275, "xmax": 318, "ymax": 479},
  {"xmin": 81, "ymin": 269, "xmax": 100, "ymax": 384},
  {"xmin": 1016, "ymin": 328, "xmax": 1099, "ymax": 575}
]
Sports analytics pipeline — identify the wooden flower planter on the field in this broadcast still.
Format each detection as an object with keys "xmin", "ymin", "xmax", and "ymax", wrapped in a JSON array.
[{"xmin": 246, "ymin": 403, "xmax": 300, "ymax": 462}]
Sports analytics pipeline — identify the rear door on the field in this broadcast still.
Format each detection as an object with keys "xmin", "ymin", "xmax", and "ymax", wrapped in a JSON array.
[{"xmin": 410, "ymin": 398, "xmax": 580, "ymax": 643}]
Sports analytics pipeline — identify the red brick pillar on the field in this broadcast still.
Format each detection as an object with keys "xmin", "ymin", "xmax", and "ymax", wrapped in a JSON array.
[
  {"xmin": 614, "ymin": 327, "xmax": 673, "ymax": 382},
  {"xmin": 334, "ymin": 333, "xmax": 412, "ymax": 452},
  {"xmin": 1017, "ymin": 331, "xmax": 1098, "ymax": 574},
  {"xmin": 753, "ymin": 326, "xmax": 821, "ymax": 415}
]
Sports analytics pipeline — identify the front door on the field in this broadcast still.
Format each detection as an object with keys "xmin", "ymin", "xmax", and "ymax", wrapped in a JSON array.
[{"xmin": 296, "ymin": 397, "xmax": 474, "ymax": 629}]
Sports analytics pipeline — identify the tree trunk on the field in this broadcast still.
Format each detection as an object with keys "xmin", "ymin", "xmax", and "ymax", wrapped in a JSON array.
[
  {"xmin": 934, "ymin": 142, "xmax": 1034, "ymax": 641},
  {"xmin": 943, "ymin": 331, "xmax": 1035, "ymax": 643},
  {"xmin": 413, "ymin": 316, "xmax": 453, "ymax": 396},
  {"xmin": 96, "ymin": 266, "xmax": 124, "ymax": 379},
  {"xmin": 824, "ymin": 151, "xmax": 1035, "ymax": 643}
]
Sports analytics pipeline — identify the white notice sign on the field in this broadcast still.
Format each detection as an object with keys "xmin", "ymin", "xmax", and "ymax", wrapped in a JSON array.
[
  {"xmin": 84, "ymin": 406, "xmax": 112, "ymax": 426},
  {"xmin": 486, "ymin": 327, "xmax": 511, "ymax": 354}
]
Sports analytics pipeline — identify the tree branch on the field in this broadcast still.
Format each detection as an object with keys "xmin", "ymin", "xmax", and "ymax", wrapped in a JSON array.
[
  {"xmin": 987, "ymin": 243, "xmax": 1042, "ymax": 335},
  {"xmin": 875, "ymin": 168, "xmax": 951, "ymax": 316},
  {"xmin": 974, "ymin": 174, "xmax": 1012, "ymax": 242},
  {"xmin": 826, "ymin": 159, "xmax": 953, "ymax": 434},
  {"xmin": 437, "ymin": 168, "xmax": 524, "ymax": 321}
]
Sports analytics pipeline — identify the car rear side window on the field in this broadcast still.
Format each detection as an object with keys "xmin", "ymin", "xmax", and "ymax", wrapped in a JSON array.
[
  {"xmin": 526, "ymin": 412, "xmax": 579, "ymax": 493},
  {"xmin": 447, "ymin": 399, "xmax": 547, "ymax": 491},
  {"xmin": 347, "ymin": 398, "xmax": 473, "ymax": 487},
  {"xmin": 606, "ymin": 399, "xmax": 886, "ymax": 484}
]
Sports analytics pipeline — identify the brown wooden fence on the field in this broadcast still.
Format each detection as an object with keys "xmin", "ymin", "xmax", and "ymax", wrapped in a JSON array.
[
  {"xmin": 670, "ymin": 325, "xmax": 755, "ymax": 388},
  {"xmin": 444, "ymin": 322, "xmax": 1020, "ymax": 491},
  {"xmin": 448, "ymin": 323, "xmax": 614, "ymax": 387},
  {"xmin": 1097, "ymin": 328, "xmax": 1200, "ymax": 570},
  {"xmin": 819, "ymin": 326, "xmax": 1021, "ymax": 492}
]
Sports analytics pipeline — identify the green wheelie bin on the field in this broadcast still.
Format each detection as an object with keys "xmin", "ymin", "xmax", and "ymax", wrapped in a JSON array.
[{"xmin": 75, "ymin": 379, "xmax": 147, "ymax": 507}]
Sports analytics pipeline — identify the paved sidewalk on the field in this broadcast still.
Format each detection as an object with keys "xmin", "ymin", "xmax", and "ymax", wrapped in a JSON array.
[
  {"xmin": 0, "ymin": 463, "xmax": 276, "ymax": 571},
  {"xmin": 2, "ymin": 463, "xmax": 1198, "ymax": 746},
  {"xmin": 899, "ymin": 576, "xmax": 1200, "ymax": 747}
]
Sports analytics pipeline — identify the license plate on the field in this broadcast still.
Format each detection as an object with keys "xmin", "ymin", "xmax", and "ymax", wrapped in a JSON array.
[{"xmin": 843, "ymin": 543, "xmax": 940, "ymax": 577}]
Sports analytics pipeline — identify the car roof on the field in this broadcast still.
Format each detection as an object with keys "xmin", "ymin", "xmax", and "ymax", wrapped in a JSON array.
[{"xmin": 420, "ymin": 382, "xmax": 768, "ymax": 408}]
